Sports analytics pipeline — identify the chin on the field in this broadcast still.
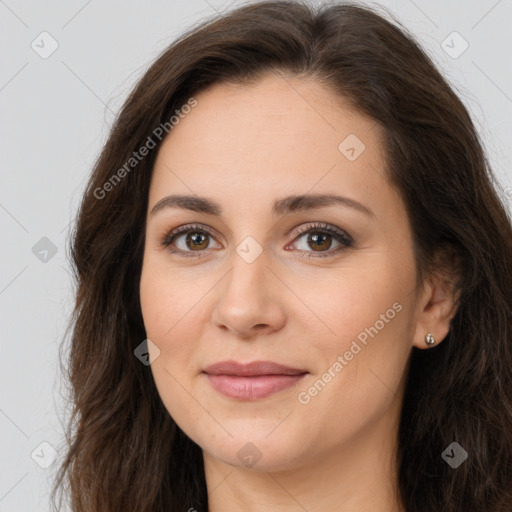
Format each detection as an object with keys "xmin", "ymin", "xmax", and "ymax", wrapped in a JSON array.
[{"xmin": 197, "ymin": 426, "xmax": 311, "ymax": 473}]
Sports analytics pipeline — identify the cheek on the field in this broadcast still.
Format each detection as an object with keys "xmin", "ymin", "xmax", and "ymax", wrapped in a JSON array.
[
  {"xmin": 294, "ymin": 255, "xmax": 414, "ymax": 412},
  {"xmin": 302, "ymin": 255, "xmax": 412, "ymax": 354},
  {"xmin": 139, "ymin": 253, "xmax": 208, "ymax": 343},
  {"xmin": 139, "ymin": 256, "xmax": 212, "ymax": 425}
]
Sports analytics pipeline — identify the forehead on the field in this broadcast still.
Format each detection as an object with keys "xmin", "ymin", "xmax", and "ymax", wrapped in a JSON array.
[{"xmin": 149, "ymin": 73, "xmax": 392, "ymax": 215}]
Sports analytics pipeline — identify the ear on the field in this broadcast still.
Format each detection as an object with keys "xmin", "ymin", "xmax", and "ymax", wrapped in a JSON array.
[{"xmin": 412, "ymin": 250, "xmax": 461, "ymax": 350}]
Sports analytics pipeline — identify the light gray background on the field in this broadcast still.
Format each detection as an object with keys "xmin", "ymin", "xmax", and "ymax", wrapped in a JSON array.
[{"xmin": 1, "ymin": 0, "xmax": 511, "ymax": 510}]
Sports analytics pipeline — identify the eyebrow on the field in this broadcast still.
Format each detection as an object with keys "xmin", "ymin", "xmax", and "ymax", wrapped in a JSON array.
[{"xmin": 150, "ymin": 193, "xmax": 376, "ymax": 219}]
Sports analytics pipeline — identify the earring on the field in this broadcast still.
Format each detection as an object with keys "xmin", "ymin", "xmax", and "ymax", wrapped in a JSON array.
[{"xmin": 425, "ymin": 332, "xmax": 436, "ymax": 346}]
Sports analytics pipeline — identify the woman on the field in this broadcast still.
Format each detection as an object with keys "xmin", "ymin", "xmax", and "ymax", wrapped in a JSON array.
[{"xmin": 51, "ymin": 1, "xmax": 512, "ymax": 510}]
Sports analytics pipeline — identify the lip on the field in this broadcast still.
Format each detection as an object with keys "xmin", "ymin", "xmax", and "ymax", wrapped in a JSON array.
[
  {"xmin": 203, "ymin": 360, "xmax": 307, "ymax": 376},
  {"xmin": 202, "ymin": 360, "xmax": 308, "ymax": 400}
]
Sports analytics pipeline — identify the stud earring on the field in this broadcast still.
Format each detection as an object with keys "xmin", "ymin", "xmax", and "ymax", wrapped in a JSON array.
[{"xmin": 425, "ymin": 332, "xmax": 436, "ymax": 346}]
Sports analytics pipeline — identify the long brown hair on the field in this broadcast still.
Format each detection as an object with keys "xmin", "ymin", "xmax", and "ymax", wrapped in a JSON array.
[{"xmin": 51, "ymin": 1, "xmax": 512, "ymax": 510}]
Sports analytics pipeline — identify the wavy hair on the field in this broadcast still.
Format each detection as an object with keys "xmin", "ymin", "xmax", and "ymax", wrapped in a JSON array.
[{"xmin": 51, "ymin": 1, "xmax": 512, "ymax": 510}]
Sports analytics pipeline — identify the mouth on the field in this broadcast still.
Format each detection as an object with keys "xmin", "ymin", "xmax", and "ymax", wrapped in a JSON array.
[{"xmin": 202, "ymin": 360, "xmax": 308, "ymax": 400}]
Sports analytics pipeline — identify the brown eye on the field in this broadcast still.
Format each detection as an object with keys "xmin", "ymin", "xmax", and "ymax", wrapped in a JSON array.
[
  {"xmin": 160, "ymin": 224, "xmax": 221, "ymax": 256},
  {"xmin": 305, "ymin": 232, "xmax": 333, "ymax": 251},
  {"xmin": 290, "ymin": 224, "xmax": 353, "ymax": 257},
  {"xmin": 184, "ymin": 231, "xmax": 210, "ymax": 250},
  {"xmin": 160, "ymin": 222, "xmax": 352, "ymax": 258},
  {"xmin": 168, "ymin": 230, "xmax": 220, "ymax": 253}
]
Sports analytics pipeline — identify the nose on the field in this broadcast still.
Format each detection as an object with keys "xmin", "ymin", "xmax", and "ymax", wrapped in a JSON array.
[{"xmin": 211, "ymin": 248, "xmax": 287, "ymax": 339}]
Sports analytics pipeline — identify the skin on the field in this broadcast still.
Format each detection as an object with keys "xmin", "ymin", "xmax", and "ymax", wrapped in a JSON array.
[{"xmin": 139, "ymin": 71, "xmax": 458, "ymax": 511}]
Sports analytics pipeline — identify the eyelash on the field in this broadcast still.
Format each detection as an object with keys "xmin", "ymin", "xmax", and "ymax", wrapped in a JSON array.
[{"xmin": 159, "ymin": 222, "xmax": 353, "ymax": 259}]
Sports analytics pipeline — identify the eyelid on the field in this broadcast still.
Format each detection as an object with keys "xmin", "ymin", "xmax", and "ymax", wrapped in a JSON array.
[
  {"xmin": 289, "ymin": 221, "xmax": 352, "ymax": 242},
  {"xmin": 161, "ymin": 222, "xmax": 218, "ymax": 241}
]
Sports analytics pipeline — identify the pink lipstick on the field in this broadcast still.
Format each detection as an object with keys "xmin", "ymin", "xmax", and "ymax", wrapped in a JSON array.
[{"xmin": 202, "ymin": 360, "xmax": 308, "ymax": 400}]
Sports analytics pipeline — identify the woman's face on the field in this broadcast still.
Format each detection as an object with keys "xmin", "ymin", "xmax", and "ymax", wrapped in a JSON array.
[{"xmin": 139, "ymin": 72, "xmax": 431, "ymax": 472}]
